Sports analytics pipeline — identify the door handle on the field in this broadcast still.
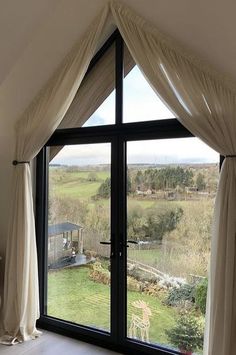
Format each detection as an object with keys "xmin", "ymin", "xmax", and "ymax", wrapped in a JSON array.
[
  {"xmin": 99, "ymin": 241, "xmax": 114, "ymax": 258},
  {"xmin": 120, "ymin": 240, "xmax": 138, "ymax": 248}
]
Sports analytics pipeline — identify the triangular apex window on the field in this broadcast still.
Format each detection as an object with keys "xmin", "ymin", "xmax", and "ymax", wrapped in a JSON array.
[{"xmin": 59, "ymin": 33, "xmax": 175, "ymax": 129}]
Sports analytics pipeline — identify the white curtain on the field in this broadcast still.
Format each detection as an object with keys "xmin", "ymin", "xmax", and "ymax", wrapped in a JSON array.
[
  {"xmin": 1, "ymin": 4, "xmax": 110, "ymax": 343},
  {"xmin": 50, "ymin": 43, "xmax": 134, "ymax": 160},
  {"xmin": 110, "ymin": 1, "xmax": 236, "ymax": 354},
  {"xmin": 59, "ymin": 42, "xmax": 134, "ymax": 130},
  {"xmin": 2, "ymin": 0, "xmax": 236, "ymax": 353}
]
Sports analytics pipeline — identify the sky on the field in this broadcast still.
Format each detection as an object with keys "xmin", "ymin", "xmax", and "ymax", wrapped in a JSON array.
[{"xmin": 51, "ymin": 66, "xmax": 218, "ymax": 166}]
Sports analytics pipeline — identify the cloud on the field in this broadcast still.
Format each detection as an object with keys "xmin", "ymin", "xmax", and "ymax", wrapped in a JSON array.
[
  {"xmin": 51, "ymin": 143, "xmax": 111, "ymax": 166},
  {"xmin": 51, "ymin": 137, "xmax": 218, "ymax": 166}
]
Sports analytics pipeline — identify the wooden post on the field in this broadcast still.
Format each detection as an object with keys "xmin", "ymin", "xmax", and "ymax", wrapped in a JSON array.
[{"xmin": 78, "ymin": 229, "xmax": 83, "ymax": 254}]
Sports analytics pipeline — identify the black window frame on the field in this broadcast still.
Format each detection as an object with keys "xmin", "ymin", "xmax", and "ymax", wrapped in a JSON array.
[{"xmin": 36, "ymin": 30, "xmax": 219, "ymax": 355}]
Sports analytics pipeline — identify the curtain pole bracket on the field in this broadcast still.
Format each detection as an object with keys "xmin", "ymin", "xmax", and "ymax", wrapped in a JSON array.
[{"xmin": 12, "ymin": 160, "xmax": 30, "ymax": 166}]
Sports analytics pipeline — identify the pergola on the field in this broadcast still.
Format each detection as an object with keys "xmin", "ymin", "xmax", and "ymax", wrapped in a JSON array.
[{"xmin": 48, "ymin": 222, "xmax": 83, "ymax": 263}]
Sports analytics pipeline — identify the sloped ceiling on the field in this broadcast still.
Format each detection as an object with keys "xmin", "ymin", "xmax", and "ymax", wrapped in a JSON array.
[{"xmin": 0, "ymin": 0, "xmax": 235, "ymax": 128}]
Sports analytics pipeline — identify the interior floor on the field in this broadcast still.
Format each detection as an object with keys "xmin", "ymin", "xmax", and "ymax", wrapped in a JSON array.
[{"xmin": 0, "ymin": 330, "xmax": 121, "ymax": 355}]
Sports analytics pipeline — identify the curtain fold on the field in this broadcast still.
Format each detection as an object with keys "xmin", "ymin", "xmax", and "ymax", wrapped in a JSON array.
[
  {"xmin": 50, "ymin": 43, "xmax": 135, "ymax": 161},
  {"xmin": 1, "ymin": 4, "xmax": 110, "ymax": 343},
  {"xmin": 110, "ymin": 2, "xmax": 236, "ymax": 354}
]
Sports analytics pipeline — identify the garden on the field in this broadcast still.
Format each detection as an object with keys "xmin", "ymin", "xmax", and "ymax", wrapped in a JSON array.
[{"xmin": 47, "ymin": 163, "xmax": 218, "ymax": 354}]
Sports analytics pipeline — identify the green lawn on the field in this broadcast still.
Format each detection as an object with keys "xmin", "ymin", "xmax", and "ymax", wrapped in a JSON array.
[
  {"xmin": 48, "ymin": 266, "xmax": 110, "ymax": 330},
  {"xmin": 48, "ymin": 266, "xmax": 176, "ymax": 346},
  {"xmin": 50, "ymin": 169, "xmax": 110, "ymax": 200}
]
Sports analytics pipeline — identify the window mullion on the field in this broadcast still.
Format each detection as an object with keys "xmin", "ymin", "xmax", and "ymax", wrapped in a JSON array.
[{"xmin": 115, "ymin": 33, "xmax": 124, "ymax": 125}]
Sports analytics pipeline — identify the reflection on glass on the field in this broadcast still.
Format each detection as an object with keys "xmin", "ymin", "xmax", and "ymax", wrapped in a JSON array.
[
  {"xmin": 126, "ymin": 138, "xmax": 218, "ymax": 354},
  {"xmin": 47, "ymin": 143, "xmax": 111, "ymax": 332},
  {"xmin": 123, "ymin": 65, "xmax": 175, "ymax": 123}
]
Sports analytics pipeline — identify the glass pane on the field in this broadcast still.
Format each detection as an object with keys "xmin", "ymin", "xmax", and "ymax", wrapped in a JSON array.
[
  {"xmin": 83, "ymin": 45, "xmax": 115, "ymax": 127},
  {"xmin": 47, "ymin": 143, "xmax": 111, "ymax": 332},
  {"xmin": 126, "ymin": 138, "xmax": 218, "ymax": 354},
  {"xmin": 123, "ymin": 65, "xmax": 175, "ymax": 123}
]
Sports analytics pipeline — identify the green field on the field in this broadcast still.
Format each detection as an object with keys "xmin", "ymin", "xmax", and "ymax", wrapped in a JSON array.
[
  {"xmin": 54, "ymin": 180, "xmax": 102, "ymax": 199},
  {"xmin": 50, "ymin": 169, "xmax": 109, "ymax": 200},
  {"xmin": 48, "ymin": 266, "xmax": 176, "ymax": 346}
]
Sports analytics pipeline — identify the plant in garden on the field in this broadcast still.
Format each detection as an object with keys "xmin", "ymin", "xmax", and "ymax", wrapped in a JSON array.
[
  {"xmin": 87, "ymin": 172, "xmax": 98, "ymax": 181},
  {"xmin": 195, "ymin": 278, "xmax": 208, "ymax": 314},
  {"xmin": 196, "ymin": 173, "xmax": 206, "ymax": 191},
  {"xmin": 142, "ymin": 206, "xmax": 183, "ymax": 243},
  {"xmin": 165, "ymin": 284, "xmax": 195, "ymax": 308},
  {"xmin": 97, "ymin": 177, "xmax": 111, "ymax": 198},
  {"xmin": 165, "ymin": 312, "xmax": 204, "ymax": 354}
]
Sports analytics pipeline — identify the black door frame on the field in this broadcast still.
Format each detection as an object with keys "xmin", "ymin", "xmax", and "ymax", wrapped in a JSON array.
[
  {"xmin": 35, "ymin": 29, "xmax": 198, "ymax": 355},
  {"xmin": 36, "ymin": 120, "xmax": 193, "ymax": 355}
]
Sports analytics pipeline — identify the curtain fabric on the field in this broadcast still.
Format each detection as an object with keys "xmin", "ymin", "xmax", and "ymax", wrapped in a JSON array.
[
  {"xmin": 59, "ymin": 43, "xmax": 134, "ymax": 130},
  {"xmin": 50, "ymin": 43, "xmax": 134, "ymax": 160},
  {"xmin": 1, "ymin": 4, "xmax": 110, "ymax": 342},
  {"xmin": 110, "ymin": 2, "xmax": 236, "ymax": 355},
  {"xmin": 2, "ymin": 0, "xmax": 236, "ymax": 354}
]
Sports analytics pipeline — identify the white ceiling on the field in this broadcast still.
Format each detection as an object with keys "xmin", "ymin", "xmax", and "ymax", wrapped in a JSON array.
[{"xmin": 0, "ymin": 0, "xmax": 235, "ymax": 127}]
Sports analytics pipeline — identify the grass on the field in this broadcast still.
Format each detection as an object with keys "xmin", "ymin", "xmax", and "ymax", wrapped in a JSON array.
[
  {"xmin": 128, "ymin": 248, "xmax": 162, "ymax": 266},
  {"xmin": 50, "ymin": 169, "xmax": 110, "ymax": 200},
  {"xmin": 48, "ymin": 266, "xmax": 110, "ymax": 330},
  {"xmin": 128, "ymin": 198, "xmax": 157, "ymax": 209},
  {"xmin": 48, "ymin": 266, "xmax": 176, "ymax": 346},
  {"xmin": 53, "ymin": 180, "xmax": 102, "ymax": 199}
]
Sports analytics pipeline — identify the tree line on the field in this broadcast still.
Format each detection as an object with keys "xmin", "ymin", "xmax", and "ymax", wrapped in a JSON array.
[
  {"xmin": 133, "ymin": 166, "xmax": 194, "ymax": 191},
  {"xmin": 96, "ymin": 167, "xmax": 207, "ymax": 197}
]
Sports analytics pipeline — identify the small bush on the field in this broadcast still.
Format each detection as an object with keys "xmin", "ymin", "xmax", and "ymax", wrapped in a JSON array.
[
  {"xmin": 143, "ymin": 283, "xmax": 159, "ymax": 297},
  {"xmin": 165, "ymin": 312, "xmax": 204, "ymax": 352},
  {"xmin": 127, "ymin": 277, "xmax": 143, "ymax": 292},
  {"xmin": 165, "ymin": 284, "xmax": 195, "ymax": 307},
  {"xmin": 195, "ymin": 278, "xmax": 208, "ymax": 314},
  {"xmin": 90, "ymin": 262, "xmax": 110, "ymax": 285},
  {"xmin": 128, "ymin": 267, "xmax": 157, "ymax": 283}
]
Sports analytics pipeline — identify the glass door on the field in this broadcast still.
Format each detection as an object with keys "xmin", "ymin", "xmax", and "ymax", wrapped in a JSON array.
[
  {"xmin": 37, "ymin": 132, "xmax": 218, "ymax": 354},
  {"xmin": 126, "ymin": 138, "xmax": 218, "ymax": 354},
  {"xmin": 46, "ymin": 142, "xmax": 112, "ymax": 333}
]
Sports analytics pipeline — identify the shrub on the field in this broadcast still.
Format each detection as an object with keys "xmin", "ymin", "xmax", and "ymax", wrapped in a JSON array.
[
  {"xmin": 97, "ymin": 178, "xmax": 111, "ymax": 198},
  {"xmin": 195, "ymin": 278, "xmax": 208, "ymax": 314},
  {"xmin": 128, "ymin": 267, "xmax": 157, "ymax": 283},
  {"xmin": 165, "ymin": 312, "xmax": 204, "ymax": 352},
  {"xmin": 90, "ymin": 262, "xmax": 110, "ymax": 285},
  {"xmin": 127, "ymin": 276, "xmax": 143, "ymax": 292},
  {"xmin": 143, "ymin": 283, "xmax": 159, "ymax": 297},
  {"xmin": 165, "ymin": 284, "xmax": 195, "ymax": 307}
]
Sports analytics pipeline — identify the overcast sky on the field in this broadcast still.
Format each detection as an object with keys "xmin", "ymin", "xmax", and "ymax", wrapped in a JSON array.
[
  {"xmin": 51, "ymin": 138, "xmax": 218, "ymax": 166},
  {"xmin": 51, "ymin": 66, "xmax": 218, "ymax": 166}
]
